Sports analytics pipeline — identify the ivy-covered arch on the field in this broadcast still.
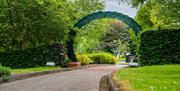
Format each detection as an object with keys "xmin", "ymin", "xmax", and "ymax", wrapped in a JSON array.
[{"xmin": 66, "ymin": 11, "xmax": 142, "ymax": 61}]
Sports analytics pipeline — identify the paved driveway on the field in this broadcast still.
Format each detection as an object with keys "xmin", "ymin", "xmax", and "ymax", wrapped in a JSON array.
[{"xmin": 0, "ymin": 65, "xmax": 127, "ymax": 91}]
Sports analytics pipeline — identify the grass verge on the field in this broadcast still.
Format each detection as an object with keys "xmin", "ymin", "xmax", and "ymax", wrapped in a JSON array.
[
  {"xmin": 118, "ymin": 57, "xmax": 126, "ymax": 61},
  {"xmin": 114, "ymin": 65, "xmax": 180, "ymax": 91},
  {"xmin": 11, "ymin": 66, "xmax": 61, "ymax": 74}
]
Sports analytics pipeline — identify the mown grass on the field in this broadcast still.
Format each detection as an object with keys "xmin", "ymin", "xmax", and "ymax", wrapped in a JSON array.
[
  {"xmin": 118, "ymin": 57, "xmax": 126, "ymax": 61},
  {"xmin": 11, "ymin": 66, "xmax": 61, "ymax": 74},
  {"xmin": 115, "ymin": 65, "xmax": 180, "ymax": 91}
]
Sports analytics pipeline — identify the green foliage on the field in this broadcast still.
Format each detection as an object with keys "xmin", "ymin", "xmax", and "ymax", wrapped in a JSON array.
[
  {"xmin": 128, "ymin": 29, "xmax": 138, "ymax": 55},
  {"xmin": 74, "ymin": 11, "xmax": 141, "ymax": 59},
  {"xmin": 138, "ymin": 28, "xmax": 180, "ymax": 65},
  {"xmin": 75, "ymin": 19, "xmax": 112, "ymax": 53},
  {"xmin": 76, "ymin": 54, "xmax": 93, "ymax": 65},
  {"xmin": 75, "ymin": 19, "xmax": 134, "ymax": 54},
  {"xmin": 100, "ymin": 20, "xmax": 130, "ymax": 54},
  {"xmin": 88, "ymin": 52, "xmax": 117, "ymax": 64},
  {"xmin": 0, "ymin": 0, "xmax": 105, "ymax": 67},
  {"xmin": 118, "ymin": 0, "xmax": 146, "ymax": 7},
  {"xmin": 0, "ymin": 0, "xmax": 105, "ymax": 52},
  {"xmin": 2, "ymin": 76, "xmax": 11, "ymax": 82},
  {"xmin": 0, "ymin": 66, "xmax": 11, "ymax": 77},
  {"xmin": 0, "ymin": 44, "xmax": 66, "ymax": 68},
  {"xmin": 135, "ymin": 0, "xmax": 180, "ymax": 29},
  {"xmin": 0, "ymin": 66, "xmax": 11, "ymax": 81},
  {"xmin": 0, "ymin": 0, "xmax": 68, "ymax": 50},
  {"xmin": 118, "ymin": 55, "xmax": 126, "ymax": 61},
  {"xmin": 135, "ymin": 3, "xmax": 154, "ymax": 30},
  {"xmin": 70, "ymin": 0, "xmax": 105, "ymax": 21}
]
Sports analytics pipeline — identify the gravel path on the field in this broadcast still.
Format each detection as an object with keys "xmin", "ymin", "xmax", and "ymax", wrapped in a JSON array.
[{"xmin": 0, "ymin": 65, "xmax": 127, "ymax": 91}]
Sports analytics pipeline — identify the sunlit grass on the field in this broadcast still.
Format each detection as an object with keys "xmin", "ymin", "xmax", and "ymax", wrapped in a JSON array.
[
  {"xmin": 115, "ymin": 65, "xmax": 180, "ymax": 91},
  {"xmin": 11, "ymin": 66, "xmax": 61, "ymax": 74},
  {"xmin": 118, "ymin": 57, "xmax": 126, "ymax": 61}
]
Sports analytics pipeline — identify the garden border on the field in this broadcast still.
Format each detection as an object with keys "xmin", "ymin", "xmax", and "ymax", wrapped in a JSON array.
[
  {"xmin": 99, "ymin": 73, "xmax": 121, "ymax": 91},
  {"xmin": 0, "ymin": 64, "xmax": 110, "ymax": 84},
  {"xmin": 99, "ymin": 66, "xmax": 129, "ymax": 91}
]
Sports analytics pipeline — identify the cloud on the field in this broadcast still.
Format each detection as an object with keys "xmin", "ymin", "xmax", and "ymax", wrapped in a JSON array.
[{"xmin": 104, "ymin": 0, "xmax": 137, "ymax": 18}]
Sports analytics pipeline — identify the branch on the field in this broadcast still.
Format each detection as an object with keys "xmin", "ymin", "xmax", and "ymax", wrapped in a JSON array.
[{"xmin": 6, "ymin": 0, "xmax": 16, "ymax": 33}]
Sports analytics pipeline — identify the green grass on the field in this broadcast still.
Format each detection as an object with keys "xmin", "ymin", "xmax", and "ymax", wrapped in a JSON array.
[
  {"xmin": 11, "ymin": 66, "xmax": 61, "ymax": 74},
  {"xmin": 118, "ymin": 55, "xmax": 126, "ymax": 61},
  {"xmin": 115, "ymin": 65, "xmax": 180, "ymax": 91},
  {"xmin": 118, "ymin": 57, "xmax": 126, "ymax": 61}
]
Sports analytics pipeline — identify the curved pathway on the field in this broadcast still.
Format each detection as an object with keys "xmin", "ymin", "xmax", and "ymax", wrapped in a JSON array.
[{"xmin": 0, "ymin": 65, "xmax": 127, "ymax": 91}]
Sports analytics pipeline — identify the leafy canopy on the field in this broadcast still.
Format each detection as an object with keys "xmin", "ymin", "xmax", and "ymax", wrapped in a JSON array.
[{"xmin": 0, "ymin": 0, "xmax": 105, "ymax": 51}]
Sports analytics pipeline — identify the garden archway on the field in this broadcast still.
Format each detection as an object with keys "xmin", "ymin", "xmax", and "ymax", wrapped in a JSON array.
[{"xmin": 66, "ymin": 11, "xmax": 142, "ymax": 61}]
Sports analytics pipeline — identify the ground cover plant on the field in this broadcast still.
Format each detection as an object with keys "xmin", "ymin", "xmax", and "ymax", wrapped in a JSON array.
[
  {"xmin": 0, "ymin": 66, "xmax": 11, "ymax": 81},
  {"xmin": 114, "ymin": 65, "xmax": 180, "ymax": 91}
]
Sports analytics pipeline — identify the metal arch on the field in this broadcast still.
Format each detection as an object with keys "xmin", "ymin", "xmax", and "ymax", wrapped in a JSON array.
[
  {"xmin": 67, "ymin": 11, "xmax": 142, "ymax": 62},
  {"xmin": 74, "ymin": 11, "xmax": 141, "ymax": 34}
]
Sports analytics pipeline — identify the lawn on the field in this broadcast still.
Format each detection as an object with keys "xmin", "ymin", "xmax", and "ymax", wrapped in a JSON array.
[
  {"xmin": 114, "ymin": 65, "xmax": 180, "ymax": 91},
  {"xmin": 11, "ymin": 66, "xmax": 61, "ymax": 74},
  {"xmin": 118, "ymin": 57, "xmax": 126, "ymax": 61}
]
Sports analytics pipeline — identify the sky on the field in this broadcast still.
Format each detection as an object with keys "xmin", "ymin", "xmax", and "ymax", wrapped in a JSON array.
[{"xmin": 104, "ymin": 0, "xmax": 137, "ymax": 18}]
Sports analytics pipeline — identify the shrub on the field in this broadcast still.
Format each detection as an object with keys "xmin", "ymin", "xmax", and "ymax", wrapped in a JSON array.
[
  {"xmin": 0, "ymin": 66, "xmax": 10, "ymax": 77},
  {"xmin": 0, "ymin": 66, "xmax": 11, "ymax": 82},
  {"xmin": 76, "ymin": 54, "xmax": 93, "ymax": 65},
  {"xmin": 0, "ymin": 43, "xmax": 66, "ymax": 68},
  {"xmin": 138, "ymin": 28, "xmax": 180, "ymax": 65},
  {"xmin": 88, "ymin": 52, "xmax": 117, "ymax": 64}
]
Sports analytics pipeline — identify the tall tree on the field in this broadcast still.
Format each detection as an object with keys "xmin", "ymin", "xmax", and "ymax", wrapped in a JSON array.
[
  {"xmin": 75, "ymin": 19, "xmax": 112, "ymax": 53},
  {"xmin": 119, "ymin": 0, "xmax": 180, "ymax": 28},
  {"xmin": 100, "ymin": 20, "xmax": 130, "ymax": 54},
  {"xmin": 135, "ymin": 2, "xmax": 154, "ymax": 29},
  {"xmin": 0, "ymin": 0, "xmax": 69, "ymax": 50},
  {"xmin": 65, "ymin": 0, "xmax": 105, "ymax": 27},
  {"xmin": 0, "ymin": 0, "xmax": 105, "ymax": 51}
]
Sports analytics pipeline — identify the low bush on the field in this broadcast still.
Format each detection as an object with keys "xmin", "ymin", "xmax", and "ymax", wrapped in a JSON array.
[
  {"xmin": 0, "ymin": 66, "xmax": 10, "ymax": 77},
  {"xmin": 0, "ymin": 43, "xmax": 66, "ymax": 68},
  {"xmin": 88, "ymin": 52, "xmax": 117, "ymax": 64},
  {"xmin": 76, "ymin": 54, "xmax": 93, "ymax": 65},
  {"xmin": 138, "ymin": 28, "xmax": 180, "ymax": 65},
  {"xmin": 0, "ymin": 66, "xmax": 11, "ymax": 81}
]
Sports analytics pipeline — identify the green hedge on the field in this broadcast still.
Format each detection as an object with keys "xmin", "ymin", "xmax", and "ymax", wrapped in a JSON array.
[
  {"xmin": 138, "ymin": 28, "xmax": 180, "ymax": 65},
  {"xmin": 0, "ymin": 44, "xmax": 66, "ymax": 68},
  {"xmin": 88, "ymin": 52, "xmax": 117, "ymax": 64}
]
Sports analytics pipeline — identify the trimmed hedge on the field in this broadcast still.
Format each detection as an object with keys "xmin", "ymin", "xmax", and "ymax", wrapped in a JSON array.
[
  {"xmin": 0, "ymin": 44, "xmax": 66, "ymax": 68},
  {"xmin": 138, "ymin": 28, "xmax": 180, "ymax": 65},
  {"xmin": 88, "ymin": 52, "xmax": 117, "ymax": 64},
  {"xmin": 76, "ymin": 54, "xmax": 93, "ymax": 65}
]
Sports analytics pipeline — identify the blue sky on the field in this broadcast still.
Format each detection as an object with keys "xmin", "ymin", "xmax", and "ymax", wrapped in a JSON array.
[{"xmin": 104, "ymin": 0, "xmax": 137, "ymax": 18}]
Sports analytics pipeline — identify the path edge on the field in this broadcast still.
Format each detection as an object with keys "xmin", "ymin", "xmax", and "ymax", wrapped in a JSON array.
[
  {"xmin": 99, "ymin": 73, "xmax": 121, "ymax": 91},
  {"xmin": 99, "ymin": 66, "xmax": 129, "ymax": 91},
  {"xmin": 0, "ymin": 64, "xmax": 111, "ymax": 84}
]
